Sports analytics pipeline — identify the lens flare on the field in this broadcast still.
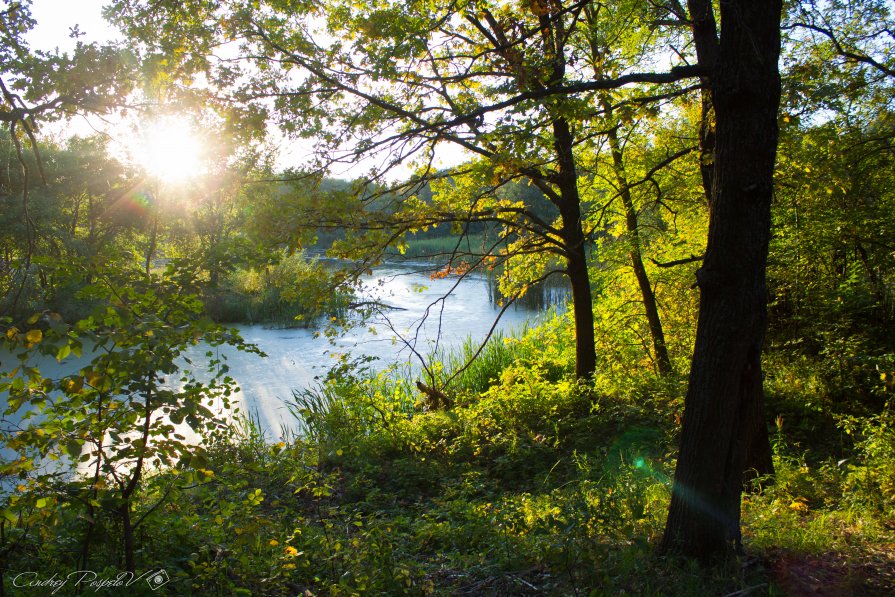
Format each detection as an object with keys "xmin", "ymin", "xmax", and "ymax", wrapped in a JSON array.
[{"xmin": 134, "ymin": 116, "xmax": 204, "ymax": 183}]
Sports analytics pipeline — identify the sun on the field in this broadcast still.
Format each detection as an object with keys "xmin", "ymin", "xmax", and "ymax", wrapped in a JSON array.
[{"xmin": 134, "ymin": 117, "xmax": 205, "ymax": 183}]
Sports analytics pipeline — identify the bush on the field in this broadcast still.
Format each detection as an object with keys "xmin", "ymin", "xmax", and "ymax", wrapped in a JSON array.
[{"xmin": 204, "ymin": 252, "xmax": 350, "ymax": 326}]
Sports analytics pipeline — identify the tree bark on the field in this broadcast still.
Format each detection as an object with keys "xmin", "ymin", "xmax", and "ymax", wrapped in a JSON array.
[
  {"xmin": 686, "ymin": 0, "xmax": 719, "ymax": 203},
  {"xmin": 471, "ymin": 5, "xmax": 598, "ymax": 380},
  {"xmin": 662, "ymin": 0, "xmax": 781, "ymax": 560},
  {"xmin": 553, "ymin": 116, "xmax": 597, "ymax": 379},
  {"xmin": 121, "ymin": 503, "xmax": 136, "ymax": 573},
  {"xmin": 566, "ymin": 244, "xmax": 597, "ymax": 379},
  {"xmin": 605, "ymin": 123, "xmax": 673, "ymax": 375}
]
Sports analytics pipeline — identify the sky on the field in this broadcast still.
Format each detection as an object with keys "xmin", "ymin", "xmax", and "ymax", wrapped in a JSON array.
[
  {"xmin": 27, "ymin": 0, "xmax": 119, "ymax": 52},
  {"xmin": 23, "ymin": 0, "xmax": 467, "ymax": 181},
  {"xmin": 25, "ymin": 0, "xmax": 131, "ymax": 153}
]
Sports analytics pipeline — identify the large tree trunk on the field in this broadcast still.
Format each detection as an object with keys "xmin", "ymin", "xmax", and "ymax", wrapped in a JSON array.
[
  {"xmin": 687, "ymin": 0, "xmax": 720, "ymax": 203},
  {"xmin": 606, "ymin": 124, "xmax": 673, "ymax": 375},
  {"xmin": 553, "ymin": 117, "xmax": 597, "ymax": 379},
  {"xmin": 661, "ymin": 0, "xmax": 781, "ymax": 560},
  {"xmin": 566, "ymin": 245, "xmax": 597, "ymax": 379}
]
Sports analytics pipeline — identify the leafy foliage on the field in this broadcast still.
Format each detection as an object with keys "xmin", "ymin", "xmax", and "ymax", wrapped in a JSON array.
[
  {"xmin": 1, "ymin": 0, "xmax": 895, "ymax": 592},
  {"xmin": 0, "ymin": 259, "xmax": 259, "ymax": 573}
]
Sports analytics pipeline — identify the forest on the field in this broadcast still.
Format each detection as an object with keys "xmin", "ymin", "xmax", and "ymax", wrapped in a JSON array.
[{"xmin": 0, "ymin": 0, "xmax": 894, "ymax": 594}]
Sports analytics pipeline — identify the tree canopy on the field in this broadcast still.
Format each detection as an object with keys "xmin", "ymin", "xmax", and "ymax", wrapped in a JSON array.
[{"xmin": 0, "ymin": 0, "xmax": 893, "ymax": 585}]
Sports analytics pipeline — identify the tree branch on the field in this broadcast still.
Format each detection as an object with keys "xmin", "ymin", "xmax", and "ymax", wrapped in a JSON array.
[
  {"xmin": 790, "ymin": 21, "xmax": 895, "ymax": 78},
  {"xmin": 650, "ymin": 254, "xmax": 703, "ymax": 268}
]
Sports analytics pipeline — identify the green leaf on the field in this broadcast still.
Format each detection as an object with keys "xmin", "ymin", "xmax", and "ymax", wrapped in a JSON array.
[
  {"xmin": 56, "ymin": 344, "xmax": 71, "ymax": 362},
  {"xmin": 65, "ymin": 439, "xmax": 82, "ymax": 459}
]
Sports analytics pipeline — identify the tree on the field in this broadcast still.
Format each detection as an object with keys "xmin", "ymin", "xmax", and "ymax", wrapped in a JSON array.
[
  {"xmin": 766, "ymin": 0, "xmax": 895, "ymax": 399},
  {"xmin": 1, "ymin": 260, "xmax": 256, "ymax": 572},
  {"xmin": 580, "ymin": 101, "xmax": 706, "ymax": 377},
  {"xmin": 596, "ymin": 96, "xmax": 682, "ymax": 376},
  {"xmin": 0, "ymin": 135, "xmax": 140, "ymax": 318},
  {"xmin": 661, "ymin": 0, "xmax": 782, "ymax": 559},
  {"xmin": 0, "ymin": 0, "xmax": 136, "ymax": 314},
  {"xmin": 106, "ymin": 0, "xmax": 786, "ymax": 559},
  {"xmin": 790, "ymin": 0, "xmax": 895, "ymax": 81},
  {"xmin": 106, "ymin": 0, "xmax": 706, "ymax": 380}
]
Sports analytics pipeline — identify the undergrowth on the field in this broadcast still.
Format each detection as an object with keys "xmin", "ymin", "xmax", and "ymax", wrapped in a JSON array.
[
  {"xmin": 3, "ymin": 319, "xmax": 894, "ymax": 595},
  {"xmin": 203, "ymin": 252, "xmax": 351, "ymax": 327}
]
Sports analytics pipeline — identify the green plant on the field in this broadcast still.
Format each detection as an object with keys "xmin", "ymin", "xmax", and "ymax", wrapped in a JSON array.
[{"xmin": 0, "ymin": 259, "xmax": 259, "ymax": 574}]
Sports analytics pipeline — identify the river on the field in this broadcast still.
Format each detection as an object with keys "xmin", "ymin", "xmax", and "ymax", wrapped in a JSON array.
[
  {"xmin": 187, "ymin": 264, "xmax": 552, "ymax": 435},
  {"xmin": 1, "ymin": 264, "xmax": 563, "ymax": 439}
]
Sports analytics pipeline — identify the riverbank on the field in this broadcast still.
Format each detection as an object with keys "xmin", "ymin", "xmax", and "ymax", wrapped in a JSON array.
[{"xmin": 4, "ymin": 315, "xmax": 894, "ymax": 595}]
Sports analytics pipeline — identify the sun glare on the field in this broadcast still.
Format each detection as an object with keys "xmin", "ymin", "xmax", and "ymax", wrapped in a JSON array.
[{"xmin": 135, "ymin": 117, "xmax": 205, "ymax": 183}]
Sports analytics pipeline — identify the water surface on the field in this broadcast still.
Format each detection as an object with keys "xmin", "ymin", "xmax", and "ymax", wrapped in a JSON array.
[
  {"xmin": 186, "ymin": 265, "xmax": 545, "ymax": 435},
  {"xmin": 1, "ymin": 265, "xmax": 559, "ymax": 439}
]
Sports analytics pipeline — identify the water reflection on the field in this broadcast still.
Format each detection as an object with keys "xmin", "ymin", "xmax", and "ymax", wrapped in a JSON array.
[
  {"xmin": 1, "ymin": 265, "xmax": 569, "ymax": 442},
  {"xmin": 191, "ymin": 264, "xmax": 565, "ymax": 435},
  {"xmin": 483, "ymin": 271, "xmax": 570, "ymax": 312}
]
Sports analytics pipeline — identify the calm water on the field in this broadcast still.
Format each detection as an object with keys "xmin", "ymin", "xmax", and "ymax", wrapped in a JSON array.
[
  {"xmin": 1, "ymin": 265, "xmax": 561, "ymax": 439},
  {"xmin": 188, "ymin": 265, "xmax": 551, "ymax": 435}
]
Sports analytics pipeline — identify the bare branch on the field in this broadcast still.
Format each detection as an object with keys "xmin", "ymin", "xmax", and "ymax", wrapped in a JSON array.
[{"xmin": 650, "ymin": 254, "xmax": 703, "ymax": 268}]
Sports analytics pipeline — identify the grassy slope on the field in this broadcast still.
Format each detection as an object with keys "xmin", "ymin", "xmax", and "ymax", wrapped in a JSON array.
[{"xmin": 5, "ymin": 319, "xmax": 894, "ymax": 596}]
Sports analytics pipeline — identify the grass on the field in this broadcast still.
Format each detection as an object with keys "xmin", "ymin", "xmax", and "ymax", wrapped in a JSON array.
[{"xmin": 3, "ymin": 320, "xmax": 895, "ymax": 595}]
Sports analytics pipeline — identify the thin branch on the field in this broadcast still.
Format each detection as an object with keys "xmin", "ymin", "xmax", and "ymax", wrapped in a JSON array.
[
  {"xmin": 790, "ymin": 21, "xmax": 895, "ymax": 78},
  {"xmin": 650, "ymin": 254, "xmax": 703, "ymax": 268}
]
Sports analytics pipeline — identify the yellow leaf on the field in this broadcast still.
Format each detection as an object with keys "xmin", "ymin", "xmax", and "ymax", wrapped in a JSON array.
[
  {"xmin": 788, "ymin": 498, "xmax": 809, "ymax": 513},
  {"xmin": 25, "ymin": 329, "xmax": 42, "ymax": 344},
  {"xmin": 86, "ymin": 371, "xmax": 103, "ymax": 387}
]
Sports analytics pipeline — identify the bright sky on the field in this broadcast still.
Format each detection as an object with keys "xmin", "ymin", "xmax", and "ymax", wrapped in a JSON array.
[
  {"xmin": 27, "ymin": 0, "xmax": 119, "ymax": 52},
  {"xmin": 24, "ymin": 1, "xmax": 135, "ymax": 166},
  {"xmin": 23, "ymin": 0, "xmax": 468, "ymax": 182}
]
